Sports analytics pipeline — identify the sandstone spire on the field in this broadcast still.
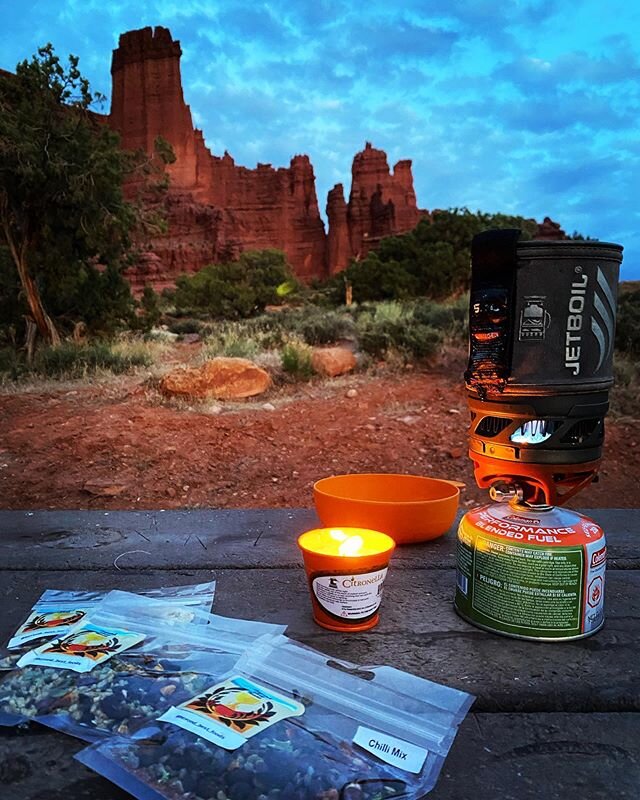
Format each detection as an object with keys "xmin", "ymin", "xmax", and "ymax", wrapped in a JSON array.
[
  {"xmin": 107, "ymin": 29, "xmax": 427, "ymax": 288},
  {"xmin": 111, "ymin": 26, "xmax": 200, "ymax": 187},
  {"xmin": 109, "ymin": 26, "xmax": 327, "ymax": 287},
  {"xmin": 326, "ymin": 184, "xmax": 350, "ymax": 275},
  {"xmin": 326, "ymin": 143, "xmax": 421, "ymax": 273}
]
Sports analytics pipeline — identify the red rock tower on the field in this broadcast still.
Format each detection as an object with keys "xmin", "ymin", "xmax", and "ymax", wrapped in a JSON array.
[
  {"xmin": 108, "ymin": 31, "xmax": 424, "ymax": 287},
  {"xmin": 535, "ymin": 216, "xmax": 567, "ymax": 240},
  {"xmin": 109, "ymin": 26, "xmax": 327, "ymax": 285},
  {"xmin": 327, "ymin": 143, "xmax": 421, "ymax": 273},
  {"xmin": 326, "ymin": 184, "xmax": 350, "ymax": 276},
  {"xmin": 110, "ymin": 26, "xmax": 200, "ymax": 187}
]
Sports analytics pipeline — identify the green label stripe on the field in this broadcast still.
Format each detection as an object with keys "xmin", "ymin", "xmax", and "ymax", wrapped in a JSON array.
[{"xmin": 457, "ymin": 536, "xmax": 585, "ymax": 638}]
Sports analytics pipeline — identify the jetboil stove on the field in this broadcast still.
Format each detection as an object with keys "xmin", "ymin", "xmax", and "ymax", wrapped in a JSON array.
[{"xmin": 454, "ymin": 230, "xmax": 623, "ymax": 640}]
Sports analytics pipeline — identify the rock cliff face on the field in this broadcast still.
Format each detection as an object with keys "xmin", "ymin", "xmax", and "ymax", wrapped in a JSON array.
[
  {"xmin": 109, "ymin": 27, "xmax": 326, "ymax": 288},
  {"xmin": 107, "ymin": 26, "xmax": 566, "ymax": 291},
  {"xmin": 326, "ymin": 184, "xmax": 350, "ymax": 276},
  {"xmin": 534, "ymin": 216, "xmax": 567, "ymax": 240},
  {"xmin": 327, "ymin": 143, "xmax": 421, "ymax": 273}
]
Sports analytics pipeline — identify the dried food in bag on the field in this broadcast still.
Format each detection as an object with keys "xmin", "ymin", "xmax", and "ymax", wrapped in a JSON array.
[
  {"xmin": 79, "ymin": 716, "xmax": 407, "ymax": 800},
  {"xmin": 77, "ymin": 634, "xmax": 473, "ymax": 799},
  {"xmin": 0, "ymin": 590, "xmax": 283, "ymax": 739},
  {"xmin": 6, "ymin": 581, "xmax": 217, "ymax": 650}
]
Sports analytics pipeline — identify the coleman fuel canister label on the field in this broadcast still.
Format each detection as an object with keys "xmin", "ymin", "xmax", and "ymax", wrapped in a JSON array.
[{"xmin": 454, "ymin": 506, "xmax": 606, "ymax": 640}]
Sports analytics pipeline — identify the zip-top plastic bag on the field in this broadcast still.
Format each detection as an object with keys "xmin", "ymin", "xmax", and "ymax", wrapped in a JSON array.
[
  {"xmin": 6, "ymin": 581, "xmax": 217, "ymax": 650},
  {"xmin": 77, "ymin": 634, "xmax": 473, "ymax": 799},
  {"xmin": 0, "ymin": 589, "xmax": 284, "ymax": 741}
]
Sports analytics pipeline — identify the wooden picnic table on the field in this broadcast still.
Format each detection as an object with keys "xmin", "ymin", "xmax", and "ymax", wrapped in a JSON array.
[{"xmin": 0, "ymin": 507, "xmax": 638, "ymax": 799}]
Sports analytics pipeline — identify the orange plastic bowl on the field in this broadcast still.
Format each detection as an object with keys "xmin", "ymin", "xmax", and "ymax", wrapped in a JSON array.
[{"xmin": 313, "ymin": 473, "xmax": 461, "ymax": 545}]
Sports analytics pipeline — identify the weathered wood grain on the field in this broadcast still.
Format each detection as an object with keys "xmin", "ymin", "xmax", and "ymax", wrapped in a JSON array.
[
  {"xmin": 1, "ymin": 568, "xmax": 638, "ymax": 712},
  {"xmin": 0, "ymin": 508, "xmax": 637, "ymax": 570},
  {"xmin": 1, "ymin": 713, "xmax": 638, "ymax": 800},
  {"xmin": 0, "ymin": 509, "xmax": 638, "ymax": 799}
]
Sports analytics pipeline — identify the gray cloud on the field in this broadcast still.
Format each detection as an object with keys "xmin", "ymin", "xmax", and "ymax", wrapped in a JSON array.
[{"xmin": 494, "ymin": 45, "xmax": 640, "ymax": 93}]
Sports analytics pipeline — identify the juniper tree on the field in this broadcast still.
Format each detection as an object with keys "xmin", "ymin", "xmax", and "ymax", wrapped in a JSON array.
[{"xmin": 0, "ymin": 44, "xmax": 173, "ymax": 346}]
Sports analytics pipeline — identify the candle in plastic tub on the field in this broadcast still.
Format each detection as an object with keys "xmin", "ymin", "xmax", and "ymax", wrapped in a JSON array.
[{"xmin": 297, "ymin": 527, "xmax": 395, "ymax": 632}]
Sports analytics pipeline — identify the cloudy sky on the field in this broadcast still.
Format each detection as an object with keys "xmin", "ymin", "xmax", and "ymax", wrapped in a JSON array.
[{"xmin": 2, "ymin": 0, "xmax": 639, "ymax": 279}]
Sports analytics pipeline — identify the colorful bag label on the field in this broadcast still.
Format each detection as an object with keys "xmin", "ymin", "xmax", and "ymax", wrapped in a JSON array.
[
  {"xmin": 353, "ymin": 725, "xmax": 428, "ymax": 774},
  {"xmin": 158, "ymin": 676, "xmax": 305, "ymax": 750},
  {"xmin": 16, "ymin": 624, "xmax": 145, "ymax": 673},
  {"xmin": 8, "ymin": 609, "xmax": 88, "ymax": 649},
  {"xmin": 312, "ymin": 568, "xmax": 387, "ymax": 622}
]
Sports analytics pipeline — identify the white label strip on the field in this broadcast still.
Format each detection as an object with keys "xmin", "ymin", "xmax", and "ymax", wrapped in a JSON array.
[
  {"xmin": 158, "ymin": 706, "xmax": 246, "ymax": 749},
  {"xmin": 353, "ymin": 725, "xmax": 428, "ymax": 774}
]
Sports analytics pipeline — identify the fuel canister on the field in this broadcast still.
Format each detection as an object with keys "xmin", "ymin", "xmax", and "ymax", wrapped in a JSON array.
[{"xmin": 454, "ymin": 502, "xmax": 605, "ymax": 640}]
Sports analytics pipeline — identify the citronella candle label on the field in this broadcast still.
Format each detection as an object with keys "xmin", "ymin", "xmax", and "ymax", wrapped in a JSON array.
[
  {"xmin": 158, "ymin": 676, "xmax": 305, "ymax": 749},
  {"xmin": 16, "ymin": 624, "xmax": 145, "ymax": 673},
  {"xmin": 312, "ymin": 568, "xmax": 388, "ymax": 622}
]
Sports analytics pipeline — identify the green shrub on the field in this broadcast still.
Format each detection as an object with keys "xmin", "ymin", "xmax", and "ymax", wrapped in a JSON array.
[
  {"xmin": 223, "ymin": 339, "xmax": 259, "ymax": 359},
  {"xmin": 295, "ymin": 309, "xmax": 356, "ymax": 345},
  {"xmin": 412, "ymin": 296, "xmax": 468, "ymax": 342},
  {"xmin": 136, "ymin": 287, "xmax": 162, "ymax": 332},
  {"xmin": 281, "ymin": 339, "xmax": 314, "ymax": 379},
  {"xmin": 31, "ymin": 342, "xmax": 151, "ymax": 378},
  {"xmin": 331, "ymin": 255, "xmax": 420, "ymax": 304},
  {"xmin": 168, "ymin": 318, "xmax": 203, "ymax": 335},
  {"xmin": 0, "ymin": 342, "xmax": 152, "ymax": 382},
  {"xmin": 201, "ymin": 315, "xmax": 292, "ymax": 359},
  {"xmin": 357, "ymin": 319, "xmax": 442, "ymax": 360},
  {"xmin": 0, "ymin": 248, "xmax": 22, "ymax": 339},
  {"xmin": 172, "ymin": 249, "xmax": 297, "ymax": 319},
  {"xmin": 239, "ymin": 315, "xmax": 291, "ymax": 349},
  {"xmin": 357, "ymin": 319, "xmax": 402, "ymax": 358},
  {"xmin": 355, "ymin": 304, "xmax": 442, "ymax": 360},
  {"xmin": 204, "ymin": 328, "xmax": 260, "ymax": 360},
  {"xmin": 363, "ymin": 300, "xmax": 406, "ymax": 324},
  {"xmin": 46, "ymin": 263, "xmax": 137, "ymax": 336},
  {"xmin": 616, "ymin": 289, "xmax": 640, "ymax": 359},
  {"xmin": 413, "ymin": 300, "xmax": 455, "ymax": 330},
  {"xmin": 400, "ymin": 323, "xmax": 442, "ymax": 359},
  {"xmin": 0, "ymin": 347, "xmax": 25, "ymax": 381},
  {"xmin": 0, "ymin": 250, "xmax": 137, "ymax": 341},
  {"xmin": 611, "ymin": 354, "xmax": 640, "ymax": 418}
]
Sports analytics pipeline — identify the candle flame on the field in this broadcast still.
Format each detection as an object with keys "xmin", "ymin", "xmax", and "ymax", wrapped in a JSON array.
[
  {"xmin": 329, "ymin": 529, "xmax": 348, "ymax": 542},
  {"xmin": 338, "ymin": 535, "xmax": 364, "ymax": 557}
]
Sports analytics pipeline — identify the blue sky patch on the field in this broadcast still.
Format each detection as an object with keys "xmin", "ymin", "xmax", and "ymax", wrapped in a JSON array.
[{"xmin": 2, "ymin": 0, "xmax": 638, "ymax": 278}]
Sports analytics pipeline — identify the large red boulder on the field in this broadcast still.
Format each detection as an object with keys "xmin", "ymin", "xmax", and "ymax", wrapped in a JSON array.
[
  {"xmin": 311, "ymin": 346, "xmax": 357, "ymax": 378},
  {"xmin": 160, "ymin": 358, "xmax": 271, "ymax": 400}
]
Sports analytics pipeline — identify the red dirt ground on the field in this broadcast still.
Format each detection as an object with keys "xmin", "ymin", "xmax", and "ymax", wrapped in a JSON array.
[{"xmin": 1, "ymin": 349, "xmax": 639, "ymax": 511}]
